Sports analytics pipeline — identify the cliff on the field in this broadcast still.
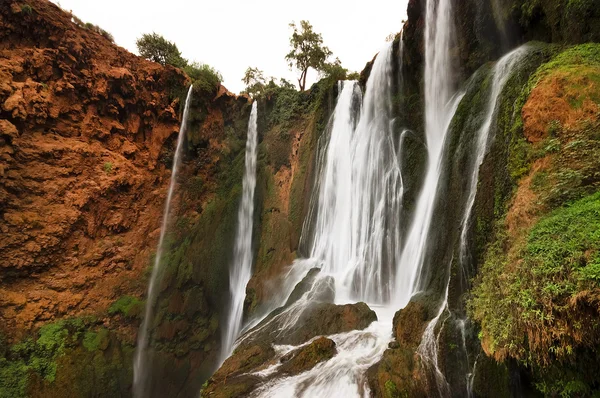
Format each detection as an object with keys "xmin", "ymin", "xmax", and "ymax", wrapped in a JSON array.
[
  {"xmin": 3, "ymin": 0, "xmax": 600, "ymax": 397},
  {"xmin": 0, "ymin": 1, "xmax": 249, "ymax": 396}
]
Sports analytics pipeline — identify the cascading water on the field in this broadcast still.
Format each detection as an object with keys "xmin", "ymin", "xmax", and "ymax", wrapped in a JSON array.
[
  {"xmin": 393, "ymin": 0, "xmax": 457, "ymax": 308},
  {"xmin": 220, "ymin": 101, "xmax": 259, "ymax": 361},
  {"xmin": 304, "ymin": 42, "xmax": 403, "ymax": 304},
  {"xmin": 240, "ymin": 41, "xmax": 403, "ymax": 397},
  {"xmin": 417, "ymin": 45, "xmax": 532, "ymax": 396},
  {"xmin": 133, "ymin": 85, "xmax": 193, "ymax": 398}
]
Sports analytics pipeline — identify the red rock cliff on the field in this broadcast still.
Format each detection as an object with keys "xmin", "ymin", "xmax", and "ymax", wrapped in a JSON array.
[{"xmin": 0, "ymin": 0, "xmax": 188, "ymax": 338}]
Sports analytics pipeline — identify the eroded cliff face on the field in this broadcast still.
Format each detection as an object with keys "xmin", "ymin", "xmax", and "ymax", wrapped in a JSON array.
[
  {"xmin": 0, "ymin": 1, "xmax": 250, "ymax": 396},
  {"xmin": 0, "ymin": 0, "xmax": 188, "ymax": 337}
]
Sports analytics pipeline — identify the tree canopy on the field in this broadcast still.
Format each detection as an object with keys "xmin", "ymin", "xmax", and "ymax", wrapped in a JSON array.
[
  {"xmin": 285, "ymin": 20, "xmax": 332, "ymax": 91},
  {"xmin": 136, "ymin": 33, "xmax": 187, "ymax": 68},
  {"xmin": 242, "ymin": 67, "xmax": 267, "ymax": 97}
]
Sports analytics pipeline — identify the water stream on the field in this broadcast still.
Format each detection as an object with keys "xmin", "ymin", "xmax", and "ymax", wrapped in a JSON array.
[
  {"xmin": 221, "ymin": 101, "xmax": 260, "ymax": 362},
  {"xmin": 416, "ymin": 44, "xmax": 532, "ymax": 396},
  {"xmin": 133, "ymin": 85, "xmax": 194, "ymax": 398}
]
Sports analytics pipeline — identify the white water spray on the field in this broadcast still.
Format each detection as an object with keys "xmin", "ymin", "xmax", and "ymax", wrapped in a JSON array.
[
  {"xmin": 305, "ymin": 43, "xmax": 403, "ymax": 304},
  {"xmin": 134, "ymin": 85, "xmax": 193, "ymax": 398},
  {"xmin": 393, "ymin": 0, "xmax": 457, "ymax": 308},
  {"xmin": 246, "ymin": 42, "xmax": 402, "ymax": 397},
  {"xmin": 221, "ymin": 101, "xmax": 259, "ymax": 361}
]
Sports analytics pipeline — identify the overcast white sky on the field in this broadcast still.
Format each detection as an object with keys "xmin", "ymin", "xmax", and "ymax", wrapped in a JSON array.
[{"xmin": 50, "ymin": 0, "xmax": 408, "ymax": 93}]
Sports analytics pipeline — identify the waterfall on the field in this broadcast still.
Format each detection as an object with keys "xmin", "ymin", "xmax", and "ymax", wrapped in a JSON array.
[
  {"xmin": 133, "ymin": 85, "xmax": 193, "ymax": 398},
  {"xmin": 458, "ymin": 45, "xmax": 530, "ymax": 286},
  {"xmin": 305, "ymin": 42, "xmax": 403, "ymax": 304},
  {"xmin": 221, "ymin": 101, "xmax": 259, "ymax": 361},
  {"xmin": 394, "ymin": 0, "xmax": 457, "ymax": 308},
  {"xmin": 417, "ymin": 45, "xmax": 532, "ymax": 395},
  {"xmin": 246, "ymin": 41, "xmax": 402, "ymax": 397}
]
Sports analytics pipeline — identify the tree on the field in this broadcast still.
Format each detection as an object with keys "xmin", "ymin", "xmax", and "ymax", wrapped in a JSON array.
[
  {"xmin": 242, "ymin": 67, "xmax": 267, "ymax": 97},
  {"xmin": 321, "ymin": 57, "xmax": 349, "ymax": 81},
  {"xmin": 285, "ymin": 20, "xmax": 332, "ymax": 91},
  {"xmin": 136, "ymin": 33, "xmax": 187, "ymax": 68}
]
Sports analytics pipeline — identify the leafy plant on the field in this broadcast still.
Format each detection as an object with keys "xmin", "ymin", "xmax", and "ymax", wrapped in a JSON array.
[
  {"xmin": 20, "ymin": 4, "xmax": 33, "ymax": 14},
  {"xmin": 103, "ymin": 162, "xmax": 113, "ymax": 174},
  {"xmin": 136, "ymin": 33, "xmax": 187, "ymax": 68}
]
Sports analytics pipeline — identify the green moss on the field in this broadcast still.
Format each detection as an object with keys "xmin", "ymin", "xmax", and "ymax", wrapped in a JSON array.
[
  {"xmin": 108, "ymin": 296, "xmax": 143, "ymax": 319},
  {"xmin": 102, "ymin": 162, "xmax": 113, "ymax": 174},
  {"xmin": 20, "ymin": 4, "xmax": 33, "ymax": 14},
  {"xmin": 384, "ymin": 379, "xmax": 400, "ymax": 398},
  {"xmin": 82, "ymin": 329, "xmax": 109, "ymax": 352},
  {"xmin": 0, "ymin": 318, "xmax": 131, "ymax": 397}
]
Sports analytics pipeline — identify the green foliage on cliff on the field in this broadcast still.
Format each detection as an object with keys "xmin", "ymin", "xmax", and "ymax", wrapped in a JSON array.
[
  {"xmin": 515, "ymin": 0, "xmax": 600, "ymax": 43},
  {"xmin": 108, "ymin": 296, "xmax": 143, "ymax": 319},
  {"xmin": 0, "ymin": 318, "xmax": 131, "ymax": 398},
  {"xmin": 186, "ymin": 63, "xmax": 223, "ymax": 95},
  {"xmin": 136, "ymin": 32, "xmax": 187, "ymax": 67},
  {"xmin": 470, "ymin": 43, "xmax": 600, "ymax": 396}
]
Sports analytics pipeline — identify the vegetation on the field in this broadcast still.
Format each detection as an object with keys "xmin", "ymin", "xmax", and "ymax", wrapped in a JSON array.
[
  {"xmin": 20, "ymin": 4, "xmax": 33, "ymax": 14},
  {"xmin": 286, "ymin": 20, "xmax": 333, "ymax": 91},
  {"xmin": 136, "ymin": 33, "xmax": 222, "ymax": 96},
  {"xmin": 469, "ymin": 43, "xmax": 600, "ymax": 396},
  {"xmin": 242, "ymin": 67, "xmax": 267, "ymax": 97},
  {"xmin": 136, "ymin": 33, "xmax": 187, "ymax": 67},
  {"xmin": 102, "ymin": 162, "xmax": 113, "ymax": 174},
  {"xmin": 70, "ymin": 14, "xmax": 114, "ymax": 42},
  {"xmin": 185, "ymin": 62, "xmax": 223, "ymax": 95},
  {"xmin": 108, "ymin": 296, "xmax": 143, "ymax": 319}
]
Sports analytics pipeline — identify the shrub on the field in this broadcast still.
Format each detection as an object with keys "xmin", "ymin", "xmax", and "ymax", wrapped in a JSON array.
[
  {"xmin": 20, "ymin": 4, "xmax": 33, "ymax": 14},
  {"xmin": 103, "ymin": 162, "xmax": 113, "ymax": 174},
  {"xmin": 185, "ymin": 62, "xmax": 223, "ymax": 94},
  {"xmin": 136, "ymin": 33, "xmax": 187, "ymax": 68}
]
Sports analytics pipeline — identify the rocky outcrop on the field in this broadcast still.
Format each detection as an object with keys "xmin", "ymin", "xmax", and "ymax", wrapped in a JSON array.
[
  {"xmin": 202, "ymin": 269, "xmax": 377, "ymax": 396},
  {"xmin": 0, "ymin": 0, "xmax": 188, "ymax": 339},
  {"xmin": 0, "ymin": 1, "xmax": 250, "ymax": 396}
]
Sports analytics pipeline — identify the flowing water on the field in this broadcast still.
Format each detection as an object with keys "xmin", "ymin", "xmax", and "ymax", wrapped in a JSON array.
[
  {"xmin": 241, "ymin": 42, "xmax": 403, "ymax": 397},
  {"xmin": 133, "ymin": 85, "xmax": 193, "ymax": 398},
  {"xmin": 221, "ymin": 101, "xmax": 259, "ymax": 361},
  {"xmin": 417, "ymin": 44, "xmax": 532, "ymax": 396},
  {"xmin": 393, "ymin": 0, "xmax": 457, "ymax": 309},
  {"xmin": 216, "ymin": 0, "xmax": 529, "ymax": 394},
  {"xmin": 303, "ymin": 43, "xmax": 403, "ymax": 305}
]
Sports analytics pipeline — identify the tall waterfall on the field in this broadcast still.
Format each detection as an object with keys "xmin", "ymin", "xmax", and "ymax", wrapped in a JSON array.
[
  {"xmin": 221, "ymin": 101, "xmax": 259, "ymax": 361},
  {"xmin": 394, "ymin": 0, "xmax": 458, "ymax": 308},
  {"xmin": 134, "ymin": 85, "xmax": 193, "ymax": 398},
  {"xmin": 304, "ymin": 42, "xmax": 403, "ymax": 304},
  {"xmin": 242, "ymin": 39, "xmax": 405, "ymax": 398}
]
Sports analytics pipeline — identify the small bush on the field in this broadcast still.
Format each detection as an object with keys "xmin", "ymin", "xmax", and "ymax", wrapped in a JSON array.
[
  {"xmin": 185, "ymin": 62, "xmax": 222, "ymax": 94},
  {"xmin": 20, "ymin": 4, "xmax": 33, "ymax": 14},
  {"xmin": 103, "ymin": 162, "xmax": 113, "ymax": 174}
]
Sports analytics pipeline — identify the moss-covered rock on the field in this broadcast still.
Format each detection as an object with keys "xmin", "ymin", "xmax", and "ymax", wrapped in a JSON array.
[
  {"xmin": 469, "ymin": 44, "xmax": 600, "ymax": 395},
  {"xmin": 0, "ymin": 318, "xmax": 133, "ymax": 398},
  {"xmin": 279, "ymin": 337, "xmax": 337, "ymax": 375}
]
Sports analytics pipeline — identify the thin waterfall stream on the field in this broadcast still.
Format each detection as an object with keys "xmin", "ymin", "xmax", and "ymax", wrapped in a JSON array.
[
  {"xmin": 417, "ymin": 44, "xmax": 532, "ymax": 396},
  {"xmin": 221, "ymin": 101, "xmax": 259, "ymax": 362},
  {"xmin": 133, "ymin": 85, "xmax": 194, "ymax": 398}
]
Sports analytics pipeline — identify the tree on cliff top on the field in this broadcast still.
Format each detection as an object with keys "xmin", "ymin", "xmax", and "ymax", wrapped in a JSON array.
[
  {"xmin": 286, "ymin": 21, "xmax": 332, "ymax": 91},
  {"xmin": 136, "ymin": 33, "xmax": 187, "ymax": 68},
  {"xmin": 242, "ymin": 67, "xmax": 267, "ymax": 97}
]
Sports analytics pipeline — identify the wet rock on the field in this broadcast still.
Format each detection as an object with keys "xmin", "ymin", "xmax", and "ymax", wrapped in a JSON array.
[{"xmin": 279, "ymin": 337, "xmax": 337, "ymax": 375}]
